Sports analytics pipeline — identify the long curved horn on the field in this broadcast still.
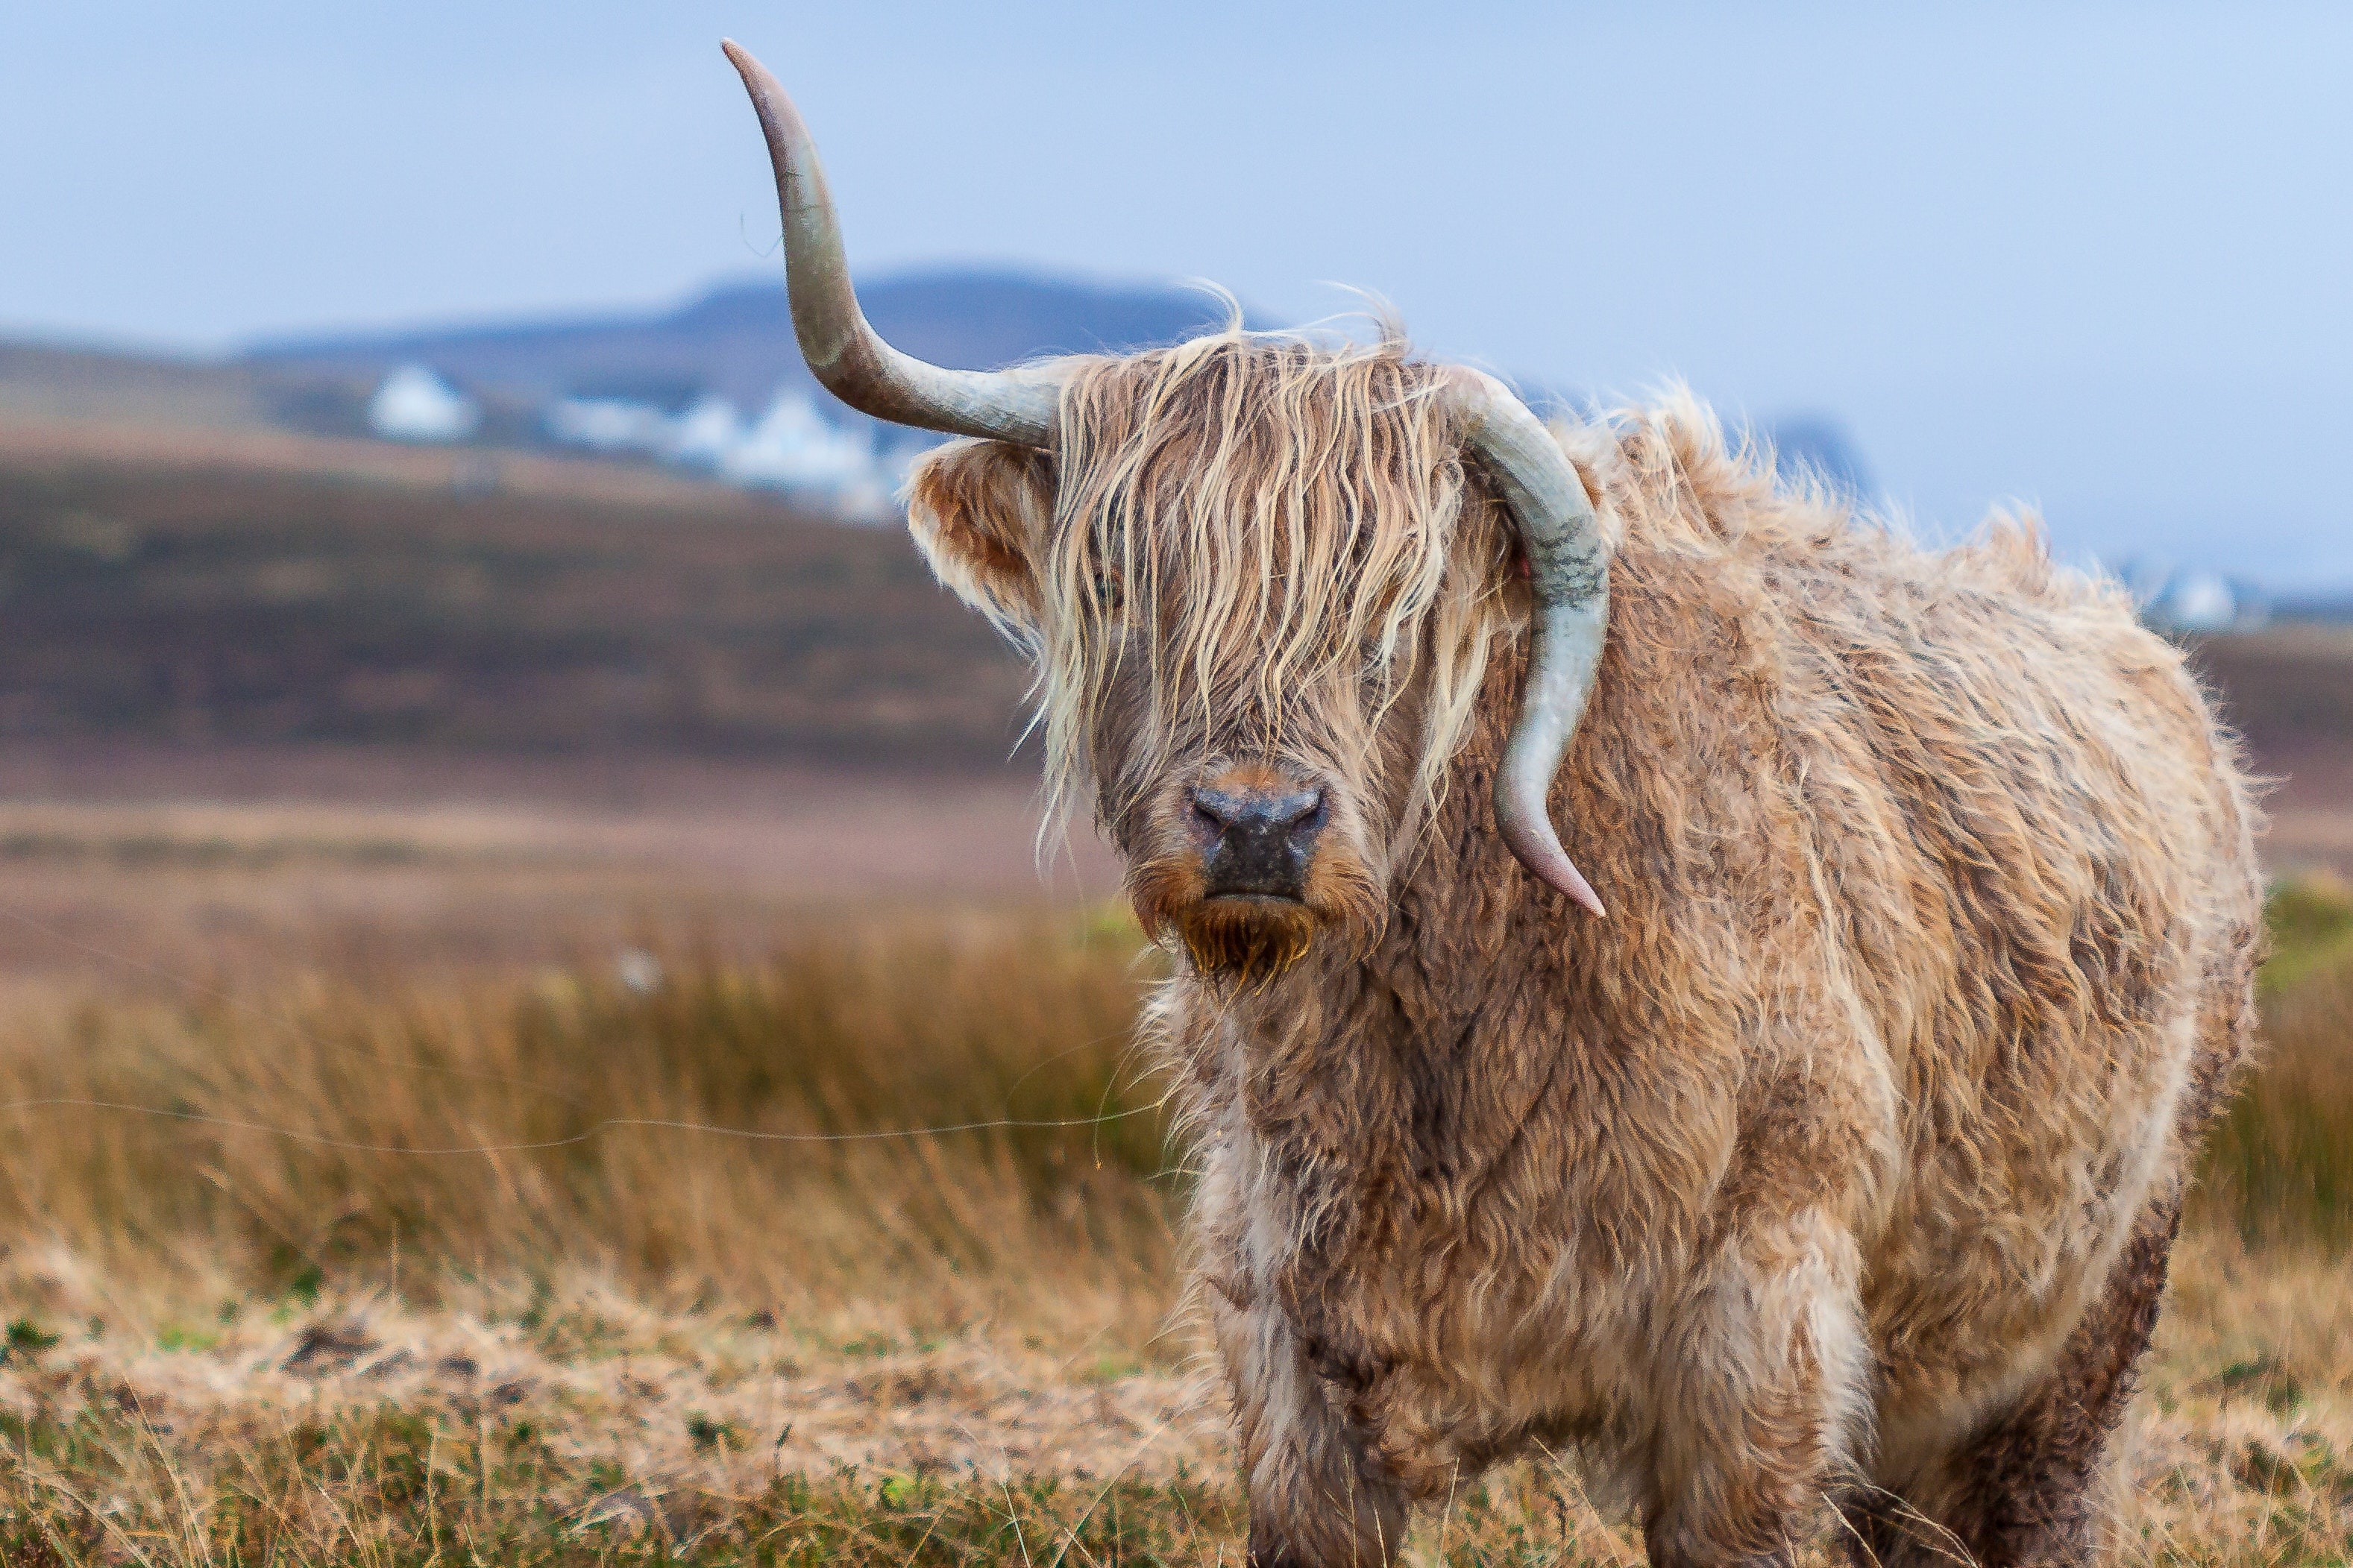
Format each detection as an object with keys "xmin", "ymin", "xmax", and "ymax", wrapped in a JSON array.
[
  {"xmin": 721, "ymin": 41, "xmax": 1062, "ymax": 445},
  {"xmin": 1448, "ymin": 370, "xmax": 1612, "ymax": 919}
]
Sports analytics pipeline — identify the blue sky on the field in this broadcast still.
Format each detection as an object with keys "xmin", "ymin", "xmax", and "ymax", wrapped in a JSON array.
[{"xmin": 4, "ymin": 3, "xmax": 2349, "ymax": 585}]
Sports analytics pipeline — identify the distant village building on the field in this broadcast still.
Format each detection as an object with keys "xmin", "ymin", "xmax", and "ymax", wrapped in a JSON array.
[
  {"xmin": 720, "ymin": 391, "xmax": 894, "ymax": 517},
  {"xmin": 538, "ymin": 378, "xmax": 917, "ymax": 521},
  {"xmin": 542, "ymin": 393, "xmax": 676, "ymax": 455},
  {"xmin": 2116, "ymin": 559, "xmax": 2272, "ymax": 633},
  {"xmin": 368, "ymin": 365, "xmax": 480, "ymax": 443},
  {"xmin": 663, "ymin": 394, "xmax": 747, "ymax": 468}
]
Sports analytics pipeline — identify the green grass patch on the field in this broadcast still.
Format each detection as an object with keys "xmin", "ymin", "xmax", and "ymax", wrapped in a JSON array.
[{"xmin": 2198, "ymin": 876, "xmax": 2353, "ymax": 1247}]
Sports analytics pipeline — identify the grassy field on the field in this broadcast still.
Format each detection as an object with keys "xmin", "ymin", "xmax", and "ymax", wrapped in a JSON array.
[{"xmin": 0, "ymin": 863, "xmax": 2347, "ymax": 1565}]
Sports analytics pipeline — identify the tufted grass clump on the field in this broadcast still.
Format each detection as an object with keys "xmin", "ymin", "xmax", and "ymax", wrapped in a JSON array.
[{"xmin": 0, "ymin": 1401, "xmax": 1251, "ymax": 1568}]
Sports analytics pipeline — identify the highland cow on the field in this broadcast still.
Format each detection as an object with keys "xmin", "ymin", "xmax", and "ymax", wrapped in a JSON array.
[{"xmin": 723, "ymin": 42, "xmax": 2266, "ymax": 1567}]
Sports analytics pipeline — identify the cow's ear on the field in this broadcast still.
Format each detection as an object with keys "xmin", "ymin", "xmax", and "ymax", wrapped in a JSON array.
[{"xmin": 905, "ymin": 438, "xmax": 1057, "ymax": 632}]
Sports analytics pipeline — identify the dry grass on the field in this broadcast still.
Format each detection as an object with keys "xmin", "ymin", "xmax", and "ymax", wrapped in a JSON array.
[
  {"xmin": 0, "ymin": 910, "xmax": 1178, "ymax": 1348},
  {"xmin": 0, "ymin": 881, "xmax": 2345, "ymax": 1564}
]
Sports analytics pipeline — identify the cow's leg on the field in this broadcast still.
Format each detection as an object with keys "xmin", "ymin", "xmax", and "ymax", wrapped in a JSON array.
[
  {"xmin": 1929, "ymin": 1197, "xmax": 2181, "ymax": 1568},
  {"xmin": 1216, "ymin": 1292, "xmax": 1407, "ymax": 1567},
  {"xmin": 1642, "ymin": 1209, "xmax": 1870, "ymax": 1568}
]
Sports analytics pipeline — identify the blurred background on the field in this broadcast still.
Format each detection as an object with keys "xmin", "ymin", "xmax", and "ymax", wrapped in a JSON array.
[
  {"xmin": 0, "ymin": 10, "xmax": 2349, "ymax": 1559},
  {"xmin": 2, "ymin": 3, "xmax": 2348, "ymax": 933}
]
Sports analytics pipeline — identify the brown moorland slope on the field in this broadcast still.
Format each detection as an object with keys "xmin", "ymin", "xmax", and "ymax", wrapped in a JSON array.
[
  {"xmin": 0, "ymin": 421, "xmax": 1028, "ymax": 766},
  {"xmin": 2193, "ymin": 626, "xmax": 2353, "ymax": 771},
  {"xmin": 2, "ymin": 422, "xmax": 2346, "ymax": 787},
  {"xmin": 2190, "ymin": 626, "xmax": 2353, "ymax": 875}
]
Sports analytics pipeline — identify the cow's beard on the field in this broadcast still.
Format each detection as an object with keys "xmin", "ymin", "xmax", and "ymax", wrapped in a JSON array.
[
  {"xmin": 1170, "ymin": 896, "xmax": 1319, "ymax": 986},
  {"xmin": 1128, "ymin": 848, "xmax": 1381, "ymax": 988}
]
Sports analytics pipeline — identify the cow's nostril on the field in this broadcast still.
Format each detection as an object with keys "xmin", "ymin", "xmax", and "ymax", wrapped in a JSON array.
[
  {"xmin": 1281, "ymin": 790, "xmax": 1328, "ymax": 836},
  {"xmin": 1193, "ymin": 787, "xmax": 1243, "ymax": 831},
  {"xmin": 1192, "ymin": 786, "xmax": 1322, "ymax": 835}
]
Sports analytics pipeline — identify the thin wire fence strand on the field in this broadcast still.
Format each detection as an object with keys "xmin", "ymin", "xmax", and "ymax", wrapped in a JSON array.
[
  {"xmin": 0, "ymin": 1098, "xmax": 1164, "ymax": 1158},
  {"xmin": 0, "ymin": 905, "xmax": 1167, "ymax": 1159}
]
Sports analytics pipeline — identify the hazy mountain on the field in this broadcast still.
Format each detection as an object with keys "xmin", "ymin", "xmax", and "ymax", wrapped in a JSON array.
[
  {"xmin": 239, "ymin": 271, "xmax": 1879, "ymax": 506},
  {"xmin": 244, "ymin": 268, "xmax": 1254, "ymax": 421}
]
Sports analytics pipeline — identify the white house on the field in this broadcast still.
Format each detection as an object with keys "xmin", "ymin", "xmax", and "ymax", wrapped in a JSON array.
[
  {"xmin": 721, "ymin": 391, "xmax": 882, "ymax": 500},
  {"xmin": 2116, "ymin": 558, "xmax": 2272, "ymax": 633},
  {"xmin": 536, "ymin": 380, "xmax": 916, "ymax": 520},
  {"xmin": 542, "ymin": 394, "xmax": 674, "ymax": 455},
  {"xmin": 663, "ymin": 394, "xmax": 747, "ymax": 468},
  {"xmin": 368, "ymin": 365, "xmax": 480, "ymax": 443}
]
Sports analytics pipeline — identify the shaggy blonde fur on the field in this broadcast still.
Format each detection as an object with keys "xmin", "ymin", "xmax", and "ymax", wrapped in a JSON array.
[
  {"xmin": 904, "ymin": 336, "xmax": 2264, "ymax": 1568},
  {"xmin": 947, "ymin": 331, "xmax": 1512, "ymax": 853}
]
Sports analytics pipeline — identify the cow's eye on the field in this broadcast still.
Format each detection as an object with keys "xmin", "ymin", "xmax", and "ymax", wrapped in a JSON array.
[{"xmin": 1092, "ymin": 570, "xmax": 1125, "ymax": 614}]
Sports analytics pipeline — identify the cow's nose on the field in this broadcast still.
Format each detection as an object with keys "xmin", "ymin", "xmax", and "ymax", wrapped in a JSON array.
[{"xmin": 1192, "ymin": 784, "xmax": 1328, "ymax": 898}]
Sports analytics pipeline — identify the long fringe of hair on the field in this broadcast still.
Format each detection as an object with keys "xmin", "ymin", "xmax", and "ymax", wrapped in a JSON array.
[{"xmin": 1032, "ymin": 325, "xmax": 1518, "ymax": 851}]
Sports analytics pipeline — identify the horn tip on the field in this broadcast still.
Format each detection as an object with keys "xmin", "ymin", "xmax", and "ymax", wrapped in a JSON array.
[
  {"xmin": 1498, "ymin": 809, "xmax": 1608, "ymax": 918},
  {"xmin": 1552, "ymin": 860, "xmax": 1607, "ymax": 919}
]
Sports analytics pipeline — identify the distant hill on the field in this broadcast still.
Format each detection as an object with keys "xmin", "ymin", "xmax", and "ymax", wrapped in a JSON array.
[
  {"xmin": 2275, "ymin": 592, "xmax": 2353, "ymax": 624},
  {"xmin": 0, "ymin": 429, "xmax": 1026, "ymax": 765},
  {"xmin": 243, "ymin": 268, "xmax": 1255, "ymax": 424},
  {"xmin": 0, "ymin": 340, "xmax": 355, "ymax": 435},
  {"xmin": 15, "ymin": 271, "xmax": 1888, "ymax": 513},
  {"xmin": 0, "ymin": 423, "xmax": 2339, "ymax": 777}
]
